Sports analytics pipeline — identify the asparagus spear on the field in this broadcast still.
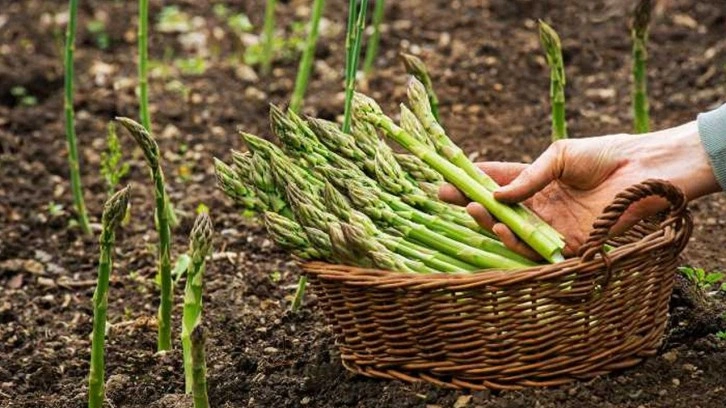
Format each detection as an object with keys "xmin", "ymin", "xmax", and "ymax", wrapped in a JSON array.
[
  {"xmin": 213, "ymin": 158, "xmax": 261, "ymax": 212},
  {"xmin": 88, "ymin": 186, "xmax": 130, "ymax": 408},
  {"xmin": 347, "ymin": 184, "xmax": 531, "ymax": 269},
  {"xmin": 538, "ymin": 20, "xmax": 568, "ymax": 140},
  {"xmin": 260, "ymin": 0, "xmax": 277, "ymax": 74},
  {"xmin": 63, "ymin": 0, "xmax": 91, "ymax": 235},
  {"xmin": 263, "ymin": 211, "xmax": 329, "ymax": 260},
  {"xmin": 241, "ymin": 132, "xmax": 323, "ymax": 189},
  {"xmin": 353, "ymin": 93, "xmax": 564, "ymax": 263},
  {"xmin": 394, "ymin": 153, "xmax": 443, "ymax": 184},
  {"xmin": 190, "ymin": 324, "xmax": 210, "ymax": 408},
  {"xmin": 400, "ymin": 53, "xmax": 441, "ymax": 122},
  {"xmin": 631, "ymin": 0, "xmax": 652, "ymax": 133},
  {"xmin": 289, "ymin": 0, "xmax": 325, "ymax": 113},
  {"xmin": 116, "ymin": 117, "xmax": 175, "ymax": 350},
  {"xmin": 290, "ymin": 275, "xmax": 308, "ymax": 312},
  {"xmin": 182, "ymin": 212, "xmax": 214, "ymax": 394}
]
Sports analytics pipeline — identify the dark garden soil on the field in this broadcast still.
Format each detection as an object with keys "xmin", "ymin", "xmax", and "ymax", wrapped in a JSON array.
[{"xmin": 2, "ymin": 0, "xmax": 726, "ymax": 407}]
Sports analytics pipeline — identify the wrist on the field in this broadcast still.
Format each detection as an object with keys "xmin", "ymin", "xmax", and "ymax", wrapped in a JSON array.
[{"xmin": 631, "ymin": 121, "xmax": 720, "ymax": 201}]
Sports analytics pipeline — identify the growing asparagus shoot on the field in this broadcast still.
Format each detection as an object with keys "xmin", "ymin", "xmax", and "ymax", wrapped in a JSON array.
[
  {"xmin": 400, "ymin": 53, "xmax": 440, "ymax": 122},
  {"xmin": 342, "ymin": 0, "xmax": 369, "ymax": 133},
  {"xmin": 138, "ymin": 0, "xmax": 151, "ymax": 130},
  {"xmin": 261, "ymin": 0, "xmax": 277, "ymax": 74},
  {"xmin": 190, "ymin": 325, "xmax": 210, "ymax": 408},
  {"xmin": 116, "ymin": 117, "xmax": 174, "ymax": 351},
  {"xmin": 63, "ymin": 0, "xmax": 91, "ymax": 235},
  {"xmin": 182, "ymin": 212, "xmax": 214, "ymax": 394},
  {"xmin": 88, "ymin": 186, "xmax": 130, "ymax": 408},
  {"xmin": 290, "ymin": 0, "xmax": 325, "ymax": 112},
  {"xmin": 363, "ymin": 0, "xmax": 385, "ymax": 75},
  {"xmin": 631, "ymin": 0, "xmax": 652, "ymax": 133},
  {"xmin": 538, "ymin": 20, "xmax": 567, "ymax": 140}
]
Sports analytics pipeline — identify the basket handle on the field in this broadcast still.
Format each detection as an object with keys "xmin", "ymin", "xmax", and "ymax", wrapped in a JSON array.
[{"xmin": 577, "ymin": 178, "xmax": 689, "ymax": 261}]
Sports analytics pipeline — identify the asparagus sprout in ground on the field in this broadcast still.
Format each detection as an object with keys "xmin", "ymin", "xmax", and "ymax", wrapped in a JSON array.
[
  {"xmin": 289, "ymin": 0, "xmax": 325, "ymax": 112},
  {"xmin": 182, "ymin": 212, "xmax": 213, "ymax": 394},
  {"xmin": 400, "ymin": 53, "xmax": 440, "ymax": 122},
  {"xmin": 363, "ymin": 0, "xmax": 385, "ymax": 75},
  {"xmin": 116, "ymin": 117, "xmax": 174, "ymax": 351},
  {"xmin": 63, "ymin": 0, "xmax": 91, "ymax": 235},
  {"xmin": 538, "ymin": 20, "xmax": 567, "ymax": 140},
  {"xmin": 100, "ymin": 121, "xmax": 130, "ymax": 194},
  {"xmin": 88, "ymin": 186, "xmax": 130, "ymax": 408},
  {"xmin": 631, "ymin": 0, "xmax": 652, "ymax": 133},
  {"xmin": 138, "ymin": 0, "xmax": 151, "ymax": 130},
  {"xmin": 190, "ymin": 324, "xmax": 210, "ymax": 408},
  {"xmin": 260, "ymin": 0, "xmax": 277, "ymax": 74}
]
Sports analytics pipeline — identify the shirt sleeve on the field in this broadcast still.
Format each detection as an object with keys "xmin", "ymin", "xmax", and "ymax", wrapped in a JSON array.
[{"xmin": 697, "ymin": 104, "xmax": 726, "ymax": 190}]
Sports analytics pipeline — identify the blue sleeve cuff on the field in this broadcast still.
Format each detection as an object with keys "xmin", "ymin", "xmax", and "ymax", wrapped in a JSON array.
[{"xmin": 697, "ymin": 104, "xmax": 726, "ymax": 191}]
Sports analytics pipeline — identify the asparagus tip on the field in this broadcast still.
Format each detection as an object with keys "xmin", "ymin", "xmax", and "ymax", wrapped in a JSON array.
[{"xmin": 102, "ymin": 185, "xmax": 131, "ymax": 231}]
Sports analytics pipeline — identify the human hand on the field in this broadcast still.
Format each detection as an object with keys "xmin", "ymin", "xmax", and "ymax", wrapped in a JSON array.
[{"xmin": 439, "ymin": 122, "xmax": 719, "ymax": 258}]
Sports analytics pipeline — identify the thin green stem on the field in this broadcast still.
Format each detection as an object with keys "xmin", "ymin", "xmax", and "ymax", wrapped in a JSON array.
[
  {"xmin": 139, "ymin": 0, "xmax": 150, "ymax": 131},
  {"xmin": 291, "ymin": 276, "xmax": 307, "ymax": 312},
  {"xmin": 63, "ymin": 0, "xmax": 91, "ymax": 235},
  {"xmin": 88, "ymin": 187, "xmax": 129, "ymax": 408},
  {"xmin": 362, "ymin": 0, "xmax": 384, "ymax": 75},
  {"xmin": 632, "ymin": 0, "xmax": 651, "ymax": 133},
  {"xmin": 190, "ymin": 325, "xmax": 210, "ymax": 408},
  {"xmin": 290, "ymin": 0, "xmax": 325, "ymax": 113},
  {"xmin": 538, "ymin": 20, "xmax": 567, "ymax": 140},
  {"xmin": 261, "ymin": 0, "xmax": 277, "ymax": 74},
  {"xmin": 342, "ymin": 0, "xmax": 369, "ymax": 133}
]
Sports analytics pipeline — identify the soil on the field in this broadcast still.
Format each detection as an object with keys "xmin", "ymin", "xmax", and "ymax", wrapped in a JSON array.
[{"xmin": 2, "ymin": 0, "xmax": 726, "ymax": 407}]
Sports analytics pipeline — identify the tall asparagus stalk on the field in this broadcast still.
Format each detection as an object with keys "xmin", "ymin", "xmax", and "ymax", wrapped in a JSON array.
[
  {"xmin": 354, "ymin": 93, "xmax": 564, "ymax": 263},
  {"xmin": 63, "ymin": 0, "xmax": 91, "ymax": 235},
  {"xmin": 261, "ymin": 0, "xmax": 277, "ymax": 74},
  {"xmin": 190, "ymin": 325, "xmax": 210, "ymax": 408},
  {"xmin": 116, "ymin": 117, "xmax": 173, "ymax": 351},
  {"xmin": 289, "ymin": 0, "xmax": 325, "ymax": 113},
  {"xmin": 631, "ymin": 0, "xmax": 652, "ymax": 134},
  {"xmin": 362, "ymin": 0, "xmax": 385, "ymax": 75},
  {"xmin": 538, "ymin": 20, "xmax": 567, "ymax": 140},
  {"xmin": 182, "ymin": 212, "xmax": 213, "ymax": 394},
  {"xmin": 138, "ymin": 0, "xmax": 151, "ymax": 130},
  {"xmin": 88, "ymin": 187, "xmax": 130, "ymax": 408},
  {"xmin": 400, "ymin": 53, "xmax": 440, "ymax": 122},
  {"xmin": 342, "ymin": 0, "xmax": 369, "ymax": 133}
]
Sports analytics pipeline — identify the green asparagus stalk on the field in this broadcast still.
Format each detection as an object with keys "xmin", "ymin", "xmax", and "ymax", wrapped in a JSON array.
[
  {"xmin": 242, "ymin": 131, "xmax": 324, "ymax": 190},
  {"xmin": 230, "ymin": 149, "xmax": 290, "ymax": 216},
  {"xmin": 182, "ymin": 212, "xmax": 213, "ymax": 394},
  {"xmin": 351, "ymin": 119, "xmax": 380, "ymax": 158},
  {"xmin": 138, "ymin": 0, "xmax": 151, "ymax": 130},
  {"xmin": 116, "ymin": 117, "xmax": 174, "ymax": 350},
  {"xmin": 63, "ymin": 0, "xmax": 91, "ymax": 235},
  {"xmin": 538, "ymin": 20, "xmax": 567, "ymax": 140},
  {"xmin": 289, "ymin": 0, "xmax": 325, "ymax": 112},
  {"xmin": 190, "ymin": 324, "xmax": 210, "ymax": 408},
  {"xmin": 328, "ymin": 222, "xmax": 365, "ymax": 265},
  {"xmin": 326, "ymin": 182, "xmax": 478, "ymax": 272},
  {"xmin": 400, "ymin": 53, "xmax": 440, "ymax": 122},
  {"xmin": 307, "ymin": 117, "xmax": 376, "ymax": 174},
  {"xmin": 341, "ymin": 222, "xmax": 437, "ymax": 273},
  {"xmin": 303, "ymin": 226, "xmax": 335, "ymax": 258},
  {"xmin": 290, "ymin": 276, "xmax": 307, "ymax": 312},
  {"xmin": 362, "ymin": 0, "xmax": 385, "ymax": 75},
  {"xmin": 354, "ymin": 93, "xmax": 564, "ymax": 263},
  {"xmin": 394, "ymin": 153, "xmax": 443, "ymax": 184},
  {"xmin": 263, "ymin": 211, "xmax": 329, "ymax": 260},
  {"xmin": 88, "ymin": 186, "xmax": 130, "ymax": 408},
  {"xmin": 342, "ymin": 0, "xmax": 369, "ymax": 133},
  {"xmin": 261, "ymin": 0, "xmax": 277, "ymax": 74},
  {"xmin": 347, "ymin": 184, "xmax": 531, "ymax": 269},
  {"xmin": 213, "ymin": 158, "xmax": 261, "ymax": 212},
  {"xmin": 631, "ymin": 0, "xmax": 652, "ymax": 133}
]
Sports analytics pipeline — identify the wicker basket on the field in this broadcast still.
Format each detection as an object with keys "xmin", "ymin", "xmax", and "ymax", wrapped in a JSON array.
[{"xmin": 301, "ymin": 179, "xmax": 693, "ymax": 390}]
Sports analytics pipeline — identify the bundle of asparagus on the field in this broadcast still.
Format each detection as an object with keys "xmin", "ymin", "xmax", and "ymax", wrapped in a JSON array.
[{"xmin": 215, "ymin": 77, "xmax": 565, "ymax": 273}]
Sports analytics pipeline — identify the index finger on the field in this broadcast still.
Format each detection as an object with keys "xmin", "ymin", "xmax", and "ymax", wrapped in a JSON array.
[{"xmin": 438, "ymin": 161, "xmax": 529, "ymax": 205}]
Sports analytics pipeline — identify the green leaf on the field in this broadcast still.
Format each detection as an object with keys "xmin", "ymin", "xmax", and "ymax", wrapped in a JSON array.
[{"xmin": 173, "ymin": 253, "xmax": 192, "ymax": 284}]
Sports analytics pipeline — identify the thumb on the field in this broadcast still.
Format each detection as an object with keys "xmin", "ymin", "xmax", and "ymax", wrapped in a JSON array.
[{"xmin": 494, "ymin": 141, "xmax": 565, "ymax": 203}]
